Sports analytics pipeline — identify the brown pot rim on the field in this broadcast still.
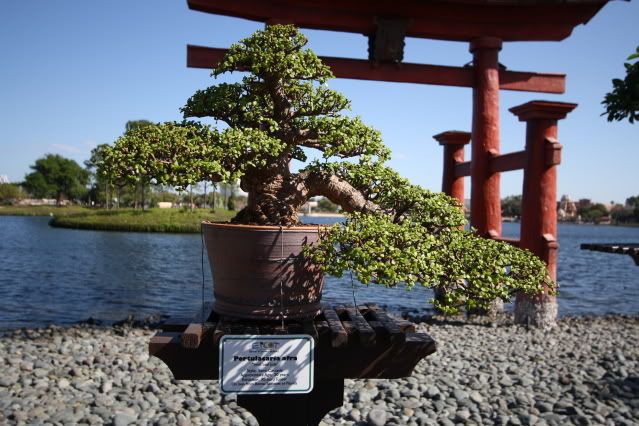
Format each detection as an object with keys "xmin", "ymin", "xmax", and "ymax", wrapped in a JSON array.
[{"xmin": 201, "ymin": 221, "xmax": 329, "ymax": 231}]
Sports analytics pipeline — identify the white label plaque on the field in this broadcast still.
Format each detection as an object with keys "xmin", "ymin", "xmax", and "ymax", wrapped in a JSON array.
[{"xmin": 219, "ymin": 335, "xmax": 314, "ymax": 394}]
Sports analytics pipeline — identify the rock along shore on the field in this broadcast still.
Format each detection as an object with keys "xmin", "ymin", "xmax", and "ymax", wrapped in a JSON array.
[{"xmin": 1, "ymin": 315, "xmax": 638, "ymax": 426}]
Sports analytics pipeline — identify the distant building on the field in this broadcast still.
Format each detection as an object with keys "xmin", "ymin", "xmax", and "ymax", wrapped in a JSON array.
[
  {"xmin": 557, "ymin": 195, "xmax": 578, "ymax": 221},
  {"xmin": 0, "ymin": 175, "xmax": 9, "ymax": 184},
  {"xmin": 577, "ymin": 198, "xmax": 592, "ymax": 209}
]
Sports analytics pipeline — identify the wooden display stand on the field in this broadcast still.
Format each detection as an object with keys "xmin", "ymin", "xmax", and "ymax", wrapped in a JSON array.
[{"xmin": 149, "ymin": 302, "xmax": 436, "ymax": 426}]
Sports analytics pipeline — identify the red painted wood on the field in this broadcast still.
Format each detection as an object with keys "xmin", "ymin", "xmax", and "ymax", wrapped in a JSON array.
[
  {"xmin": 187, "ymin": 0, "xmax": 607, "ymax": 42},
  {"xmin": 454, "ymin": 161, "xmax": 471, "ymax": 178},
  {"xmin": 187, "ymin": 45, "xmax": 565, "ymax": 94},
  {"xmin": 511, "ymin": 100, "xmax": 576, "ymax": 282},
  {"xmin": 470, "ymin": 37, "xmax": 502, "ymax": 239},
  {"xmin": 498, "ymin": 70, "xmax": 565, "ymax": 94},
  {"xmin": 433, "ymin": 131, "xmax": 470, "ymax": 205},
  {"xmin": 489, "ymin": 150, "xmax": 527, "ymax": 173}
]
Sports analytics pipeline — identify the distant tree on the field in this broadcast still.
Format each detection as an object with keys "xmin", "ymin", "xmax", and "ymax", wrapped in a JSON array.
[
  {"xmin": 626, "ymin": 195, "xmax": 639, "ymax": 208},
  {"xmin": 501, "ymin": 195, "xmax": 522, "ymax": 218},
  {"xmin": 97, "ymin": 120, "xmax": 156, "ymax": 210},
  {"xmin": 578, "ymin": 203, "xmax": 609, "ymax": 224},
  {"xmin": 148, "ymin": 186, "xmax": 179, "ymax": 208},
  {"xmin": 316, "ymin": 197, "xmax": 339, "ymax": 213},
  {"xmin": 602, "ymin": 46, "xmax": 639, "ymax": 123},
  {"xmin": 0, "ymin": 183, "xmax": 26, "ymax": 204},
  {"xmin": 24, "ymin": 154, "xmax": 89, "ymax": 203},
  {"xmin": 611, "ymin": 204, "xmax": 635, "ymax": 224},
  {"xmin": 226, "ymin": 182, "xmax": 236, "ymax": 211},
  {"xmin": 85, "ymin": 144, "xmax": 112, "ymax": 208},
  {"xmin": 625, "ymin": 195, "xmax": 639, "ymax": 222}
]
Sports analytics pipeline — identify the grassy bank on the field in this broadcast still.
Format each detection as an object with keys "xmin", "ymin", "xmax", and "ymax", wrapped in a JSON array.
[
  {"xmin": 49, "ymin": 208, "xmax": 236, "ymax": 233},
  {"xmin": 0, "ymin": 205, "xmax": 91, "ymax": 216}
]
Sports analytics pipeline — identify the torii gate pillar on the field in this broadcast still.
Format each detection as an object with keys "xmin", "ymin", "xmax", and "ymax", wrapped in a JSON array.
[
  {"xmin": 511, "ymin": 100, "xmax": 576, "ymax": 327},
  {"xmin": 470, "ymin": 37, "xmax": 502, "ymax": 239},
  {"xmin": 434, "ymin": 131, "xmax": 471, "ymax": 206}
]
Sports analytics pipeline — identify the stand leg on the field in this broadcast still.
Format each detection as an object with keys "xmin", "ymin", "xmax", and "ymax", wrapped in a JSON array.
[{"xmin": 236, "ymin": 379, "xmax": 344, "ymax": 426}]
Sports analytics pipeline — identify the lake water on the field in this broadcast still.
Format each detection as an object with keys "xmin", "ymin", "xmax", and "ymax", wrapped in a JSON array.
[{"xmin": 0, "ymin": 216, "xmax": 637, "ymax": 329}]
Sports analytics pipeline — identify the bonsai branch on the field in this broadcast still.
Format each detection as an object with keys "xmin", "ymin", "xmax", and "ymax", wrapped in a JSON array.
[{"xmin": 305, "ymin": 170, "xmax": 379, "ymax": 214}]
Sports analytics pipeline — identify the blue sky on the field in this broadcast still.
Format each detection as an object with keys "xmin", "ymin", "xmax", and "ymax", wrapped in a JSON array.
[{"xmin": 1, "ymin": 1, "xmax": 637, "ymax": 203}]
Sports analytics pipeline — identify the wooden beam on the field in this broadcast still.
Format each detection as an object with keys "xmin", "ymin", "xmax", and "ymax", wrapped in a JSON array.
[
  {"xmin": 187, "ymin": 45, "xmax": 565, "ymax": 94},
  {"xmin": 187, "ymin": 0, "xmax": 607, "ymax": 43},
  {"xmin": 490, "ymin": 150, "xmax": 527, "ymax": 173},
  {"xmin": 455, "ymin": 161, "xmax": 471, "ymax": 177}
]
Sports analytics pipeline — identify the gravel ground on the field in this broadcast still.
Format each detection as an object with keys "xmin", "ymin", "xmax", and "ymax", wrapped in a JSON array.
[{"xmin": 1, "ymin": 315, "xmax": 637, "ymax": 426}]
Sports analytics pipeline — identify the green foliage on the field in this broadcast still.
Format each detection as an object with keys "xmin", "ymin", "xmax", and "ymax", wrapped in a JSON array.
[
  {"xmin": 307, "ymin": 213, "xmax": 550, "ymax": 315},
  {"xmin": 23, "ymin": 154, "xmax": 89, "ymax": 202},
  {"xmin": 611, "ymin": 195, "xmax": 639, "ymax": 223},
  {"xmin": 316, "ymin": 197, "xmax": 339, "ymax": 213},
  {"xmin": 50, "ymin": 208, "xmax": 235, "ymax": 233},
  {"xmin": 602, "ymin": 46, "xmax": 639, "ymax": 123},
  {"xmin": 578, "ymin": 203, "xmax": 609, "ymax": 224},
  {"xmin": 125, "ymin": 120, "xmax": 154, "ymax": 133},
  {"xmin": 100, "ymin": 25, "xmax": 552, "ymax": 313},
  {"xmin": 103, "ymin": 122, "xmax": 287, "ymax": 191},
  {"xmin": 501, "ymin": 195, "xmax": 522, "ymax": 218},
  {"xmin": 0, "ymin": 183, "xmax": 26, "ymax": 204},
  {"xmin": 626, "ymin": 195, "xmax": 639, "ymax": 208}
]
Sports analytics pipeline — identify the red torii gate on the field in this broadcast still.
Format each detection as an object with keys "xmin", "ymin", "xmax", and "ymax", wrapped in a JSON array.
[{"xmin": 185, "ymin": 0, "xmax": 611, "ymax": 326}]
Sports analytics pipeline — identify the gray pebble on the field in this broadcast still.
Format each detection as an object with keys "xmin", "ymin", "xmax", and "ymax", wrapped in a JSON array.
[
  {"xmin": 113, "ymin": 412, "xmax": 137, "ymax": 426},
  {"xmin": 367, "ymin": 408, "xmax": 388, "ymax": 426}
]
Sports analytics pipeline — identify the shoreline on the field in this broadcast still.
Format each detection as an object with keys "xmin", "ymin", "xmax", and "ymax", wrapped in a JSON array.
[
  {"xmin": 1, "ymin": 315, "xmax": 637, "ymax": 425},
  {"xmin": 3, "ymin": 208, "xmax": 639, "ymax": 230}
]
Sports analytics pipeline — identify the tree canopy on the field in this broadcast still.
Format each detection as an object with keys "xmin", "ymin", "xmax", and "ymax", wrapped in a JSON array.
[
  {"xmin": 0, "ymin": 183, "xmax": 26, "ymax": 204},
  {"xmin": 24, "ymin": 154, "xmax": 89, "ymax": 202}
]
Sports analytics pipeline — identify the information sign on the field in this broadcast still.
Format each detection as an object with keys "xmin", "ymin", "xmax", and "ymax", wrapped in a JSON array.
[{"xmin": 219, "ymin": 335, "xmax": 314, "ymax": 394}]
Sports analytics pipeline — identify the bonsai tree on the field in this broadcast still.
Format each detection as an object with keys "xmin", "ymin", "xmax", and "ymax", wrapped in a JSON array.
[{"xmin": 101, "ymin": 25, "xmax": 551, "ymax": 315}]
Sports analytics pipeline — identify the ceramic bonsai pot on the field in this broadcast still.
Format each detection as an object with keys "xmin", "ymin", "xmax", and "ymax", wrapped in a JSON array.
[{"xmin": 202, "ymin": 222, "xmax": 324, "ymax": 320}]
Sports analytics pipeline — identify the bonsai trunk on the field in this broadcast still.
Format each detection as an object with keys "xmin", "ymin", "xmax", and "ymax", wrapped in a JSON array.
[
  {"xmin": 234, "ymin": 157, "xmax": 308, "ymax": 226},
  {"xmin": 232, "ymin": 157, "xmax": 380, "ymax": 226}
]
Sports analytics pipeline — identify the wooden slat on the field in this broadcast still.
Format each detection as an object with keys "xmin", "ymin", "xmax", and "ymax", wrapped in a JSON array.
[
  {"xmin": 303, "ymin": 321, "xmax": 319, "ymax": 342},
  {"xmin": 367, "ymin": 320, "xmax": 386, "ymax": 336},
  {"xmin": 397, "ymin": 320, "xmax": 416, "ymax": 333},
  {"xmin": 342, "ymin": 305, "xmax": 376, "ymax": 346},
  {"xmin": 321, "ymin": 304, "xmax": 349, "ymax": 347},
  {"xmin": 405, "ymin": 333, "xmax": 437, "ymax": 357},
  {"xmin": 365, "ymin": 303, "xmax": 404, "ymax": 343},
  {"xmin": 181, "ymin": 323, "xmax": 204, "ymax": 349},
  {"xmin": 490, "ymin": 150, "xmax": 527, "ymax": 173},
  {"xmin": 149, "ymin": 332, "xmax": 180, "ymax": 354},
  {"xmin": 341, "ymin": 320, "xmax": 355, "ymax": 337},
  {"xmin": 187, "ymin": 45, "xmax": 565, "ymax": 94},
  {"xmin": 213, "ymin": 318, "xmax": 234, "ymax": 344},
  {"xmin": 242, "ymin": 324, "xmax": 261, "ymax": 336},
  {"xmin": 178, "ymin": 301, "xmax": 218, "ymax": 349},
  {"xmin": 160, "ymin": 318, "xmax": 190, "ymax": 332}
]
